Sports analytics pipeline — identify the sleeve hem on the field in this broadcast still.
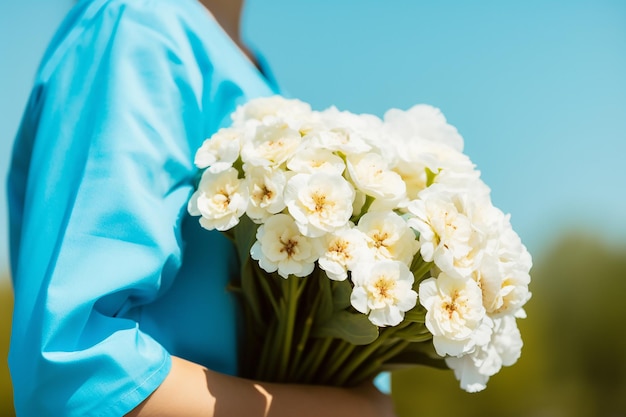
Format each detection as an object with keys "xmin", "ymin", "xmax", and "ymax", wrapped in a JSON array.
[{"xmin": 94, "ymin": 351, "xmax": 173, "ymax": 417}]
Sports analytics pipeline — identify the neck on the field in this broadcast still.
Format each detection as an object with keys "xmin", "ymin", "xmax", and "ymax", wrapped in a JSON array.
[{"xmin": 199, "ymin": 0, "xmax": 245, "ymax": 45}]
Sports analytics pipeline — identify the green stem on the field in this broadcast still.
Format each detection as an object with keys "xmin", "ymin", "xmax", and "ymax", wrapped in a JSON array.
[
  {"xmin": 333, "ymin": 327, "xmax": 398, "ymax": 386},
  {"xmin": 277, "ymin": 276, "xmax": 300, "ymax": 381},
  {"xmin": 337, "ymin": 320, "xmax": 412, "ymax": 384},
  {"xmin": 410, "ymin": 256, "xmax": 433, "ymax": 283},
  {"xmin": 345, "ymin": 340, "xmax": 411, "ymax": 386},
  {"xmin": 238, "ymin": 300, "xmax": 256, "ymax": 378},
  {"xmin": 289, "ymin": 281, "xmax": 323, "ymax": 379},
  {"xmin": 372, "ymin": 336, "xmax": 402, "ymax": 357},
  {"xmin": 295, "ymin": 337, "xmax": 333, "ymax": 382},
  {"xmin": 319, "ymin": 342, "xmax": 357, "ymax": 384},
  {"xmin": 391, "ymin": 320, "xmax": 432, "ymax": 342},
  {"xmin": 378, "ymin": 340, "xmax": 412, "ymax": 363},
  {"xmin": 255, "ymin": 264, "xmax": 280, "ymax": 315},
  {"xmin": 257, "ymin": 320, "xmax": 279, "ymax": 380}
]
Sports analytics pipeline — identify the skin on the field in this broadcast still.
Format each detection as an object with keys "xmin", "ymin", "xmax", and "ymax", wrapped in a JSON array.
[
  {"xmin": 126, "ymin": 357, "xmax": 395, "ymax": 417},
  {"xmin": 200, "ymin": 0, "xmax": 257, "ymax": 65},
  {"xmin": 126, "ymin": 1, "xmax": 397, "ymax": 416}
]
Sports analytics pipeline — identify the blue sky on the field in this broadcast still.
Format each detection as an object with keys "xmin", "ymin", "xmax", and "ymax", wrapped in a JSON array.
[
  {"xmin": 1, "ymin": 0, "xmax": 625, "ymax": 278},
  {"xmin": 243, "ymin": 0, "xmax": 626, "ymax": 251}
]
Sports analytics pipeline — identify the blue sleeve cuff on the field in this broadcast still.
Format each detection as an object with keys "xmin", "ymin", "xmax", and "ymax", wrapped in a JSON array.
[{"xmin": 373, "ymin": 371, "xmax": 392, "ymax": 395}]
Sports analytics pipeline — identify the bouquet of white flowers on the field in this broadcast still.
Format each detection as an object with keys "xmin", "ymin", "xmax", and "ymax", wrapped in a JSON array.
[{"xmin": 188, "ymin": 96, "xmax": 532, "ymax": 392}]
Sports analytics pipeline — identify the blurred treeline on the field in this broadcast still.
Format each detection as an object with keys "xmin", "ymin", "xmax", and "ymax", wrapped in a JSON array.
[
  {"xmin": 0, "ymin": 280, "xmax": 14, "ymax": 417},
  {"xmin": 393, "ymin": 232, "xmax": 626, "ymax": 417},
  {"xmin": 1, "ymin": 232, "xmax": 625, "ymax": 416}
]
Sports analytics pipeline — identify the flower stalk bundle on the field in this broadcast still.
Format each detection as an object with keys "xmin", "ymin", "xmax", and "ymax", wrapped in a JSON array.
[{"xmin": 188, "ymin": 96, "xmax": 532, "ymax": 392}]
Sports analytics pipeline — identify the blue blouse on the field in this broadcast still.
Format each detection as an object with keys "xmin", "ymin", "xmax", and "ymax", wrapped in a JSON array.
[{"xmin": 6, "ymin": 0, "xmax": 278, "ymax": 415}]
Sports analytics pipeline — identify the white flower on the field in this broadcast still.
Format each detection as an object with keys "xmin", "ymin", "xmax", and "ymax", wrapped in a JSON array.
[
  {"xmin": 347, "ymin": 152, "xmax": 406, "ymax": 205},
  {"xmin": 245, "ymin": 166, "xmax": 288, "ymax": 223},
  {"xmin": 407, "ymin": 194, "xmax": 470, "ymax": 267},
  {"xmin": 430, "ymin": 151, "xmax": 483, "ymax": 191},
  {"xmin": 383, "ymin": 104, "xmax": 464, "ymax": 152},
  {"xmin": 250, "ymin": 214, "xmax": 318, "ymax": 278},
  {"xmin": 317, "ymin": 227, "xmax": 369, "ymax": 281},
  {"xmin": 391, "ymin": 142, "xmax": 480, "ymax": 201},
  {"xmin": 350, "ymin": 260, "xmax": 417, "ymax": 327},
  {"xmin": 445, "ymin": 315, "xmax": 523, "ymax": 392},
  {"xmin": 307, "ymin": 128, "xmax": 373, "ymax": 156},
  {"xmin": 241, "ymin": 121, "xmax": 302, "ymax": 168},
  {"xmin": 231, "ymin": 95, "xmax": 312, "ymax": 127},
  {"xmin": 194, "ymin": 127, "xmax": 242, "ymax": 173},
  {"xmin": 473, "ymin": 253, "xmax": 531, "ymax": 318},
  {"xmin": 473, "ymin": 210, "xmax": 532, "ymax": 317},
  {"xmin": 471, "ymin": 254, "xmax": 503, "ymax": 314},
  {"xmin": 419, "ymin": 272, "xmax": 490, "ymax": 357},
  {"xmin": 491, "ymin": 212, "xmax": 533, "ymax": 280},
  {"xmin": 188, "ymin": 167, "xmax": 248, "ymax": 231},
  {"xmin": 286, "ymin": 146, "xmax": 346, "ymax": 176},
  {"xmin": 497, "ymin": 272, "xmax": 531, "ymax": 320},
  {"xmin": 352, "ymin": 190, "xmax": 367, "ymax": 217},
  {"xmin": 284, "ymin": 173, "xmax": 355, "ymax": 238},
  {"xmin": 319, "ymin": 106, "xmax": 384, "ymax": 150},
  {"xmin": 356, "ymin": 211, "xmax": 419, "ymax": 266},
  {"xmin": 380, "ymin": 104, "xmax": 480, "ymax": 202},
  {"xmin": 406, "ymin": 186, "xmax": 477, "ymax": 278}
]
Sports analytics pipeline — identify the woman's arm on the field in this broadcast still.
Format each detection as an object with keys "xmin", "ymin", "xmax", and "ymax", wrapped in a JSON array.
[{"xmin": 127, "ymin": 356, "xmax": 395, "ymax": 417}]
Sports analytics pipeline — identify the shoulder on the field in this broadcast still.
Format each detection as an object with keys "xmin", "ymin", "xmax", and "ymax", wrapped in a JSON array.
[
  {"xmin": 25, "ymin": 0, "xmax": 275, "ymax": 139},
  {"xmin": 37, "ymin": 0, "xmax": 232, "ymax": 84}
]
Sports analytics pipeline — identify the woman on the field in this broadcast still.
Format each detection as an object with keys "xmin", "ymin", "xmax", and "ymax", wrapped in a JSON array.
[{"xmin": 7, "ymin": 0, "xmax": 395, "ymax": 416}]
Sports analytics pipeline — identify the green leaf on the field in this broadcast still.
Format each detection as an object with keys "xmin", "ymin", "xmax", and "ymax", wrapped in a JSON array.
[
  {"xmin": 403, "ymin": 306, "xmax": 427, "ymax": 324},
  {"xmin": 410, "ymin": 256, "xmax": 433, "ymax": 285},
  {"xmin": 312, "ymin": 310, "xmax": 379, "ymax": 345},
  {"xmin": 233, "ymin": 216, "xmax": 258, "ymax": 266},
  {"xmin": 384, "ymin": 341, "xmax": 448, "ymax": 370},
  {"xmin": 392, "ymin": 320, "xmax": 431, "ymax": 342},
  {"xmin": 331, "ymin": 279, "xmax": 353, "ymax": 311},
  {"xmin": 395, "ymin": 331, "xmax": 433, "ymax": 343},
  {"xmin": 425, "ymin": 167, "xmax": 439, "ymax": 187},
  {"xmin": 314, "ymin": 272, "xmax": 334, "ymax": 323}
]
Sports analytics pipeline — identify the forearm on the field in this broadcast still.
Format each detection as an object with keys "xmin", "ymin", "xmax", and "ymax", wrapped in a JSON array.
[{"xmin": 126, "ymin": 356, "xmax": 393, "ymax": 417}]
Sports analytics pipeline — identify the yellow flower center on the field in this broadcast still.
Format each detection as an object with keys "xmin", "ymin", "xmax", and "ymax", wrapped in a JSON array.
[
  {"xmin": 328, "ymin": 239, "xmax": 351, "ymax": 262},
  {"xmin": 373, "ymin": 276, "xmax": 396, "ymax": 300},
  {"xmin": 311, "ymin": 191, "xmax": 333, "ymax": 213},
  {"xmin": 216, "ymin": 188, "xmax": 231, "ymax": 208},
  {"xmin": 280, "ymin": 238, "xmax": 298, "ymax": 257},
  {"xmin": 253, "ymin": 184, "xmax": 274, "ymax": 203},
  {"xmin": 443, "ymin": 290, "xmax": 465, "ymax": 319},
  {"xmin": 372, "ymin": 231, "xmax": 389, "ymax": 248}
]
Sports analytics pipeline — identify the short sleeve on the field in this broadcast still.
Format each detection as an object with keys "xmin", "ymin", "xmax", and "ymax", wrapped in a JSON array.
[{"xmin": 7, "ymin": 2, "xmax": 224, "ymax": 416}]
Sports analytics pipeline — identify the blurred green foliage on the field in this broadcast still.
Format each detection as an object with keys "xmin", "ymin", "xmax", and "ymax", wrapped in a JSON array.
[
  {"xmin": 0, "ymin": 280, "xmax": 15, "ymax": 417},
  {"xmin": 392, "ymin": 233, "xmax": 626, "ymax": 417}
]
